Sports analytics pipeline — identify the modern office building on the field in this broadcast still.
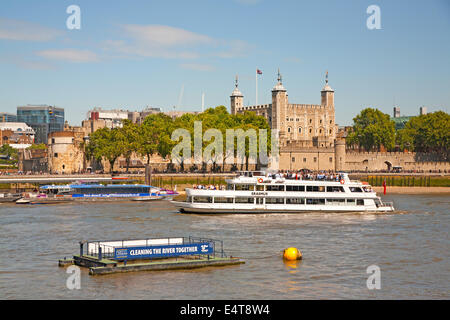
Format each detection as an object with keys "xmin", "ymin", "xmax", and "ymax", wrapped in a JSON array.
[
  {"xmin": 0, "ymin": 112, "xmax": 18, "ymax": 122},
  {"xmin": 17, "ymin": 105, "xmax": 65, "ymax": 144}
]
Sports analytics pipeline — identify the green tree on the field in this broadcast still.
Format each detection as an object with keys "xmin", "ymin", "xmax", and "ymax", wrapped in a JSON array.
[
  {"xmin": 397, "ymin": 111, "xmax": 450, "ymax": 159},
  {"xmin": 118, "ymin": 119, "xmax": 139, "ymax": 173},
  {"xmin": 86, "ymin": 127, "xmax": 123, "ymax": 173},
  {"xmin": 347, "ymin": 108, "xmax": 396, "ymax": 151}
]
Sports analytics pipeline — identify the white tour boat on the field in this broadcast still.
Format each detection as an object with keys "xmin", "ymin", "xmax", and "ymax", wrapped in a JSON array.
[{"xmin": 171, "ymin": 171, "xmax": 394, "ymax": 214}]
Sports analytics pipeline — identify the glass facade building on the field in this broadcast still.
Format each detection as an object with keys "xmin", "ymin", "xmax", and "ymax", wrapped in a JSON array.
[
  {"xmin": 17, "ymin": 105, "xmax": 64, "ymax": 144},
  {"xmin": 0, "ymin": 112, "xmax": 17, "ymax": 122}
]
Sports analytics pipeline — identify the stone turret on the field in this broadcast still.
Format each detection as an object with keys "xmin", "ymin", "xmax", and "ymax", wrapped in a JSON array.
[
  {"xmin": 230, "ymin": 75, "xmax": 243, "ymax": 115},
  {"xmin": 334, "ymin": 138, "xmax": 346, "ymax": 171},
  {"xmin": 271, "ymin": 69, "xmax": 288, "ymax": 143},
  {"xmin": 321, "ymin": 71, "xmax": 334, "ymax": 108}
]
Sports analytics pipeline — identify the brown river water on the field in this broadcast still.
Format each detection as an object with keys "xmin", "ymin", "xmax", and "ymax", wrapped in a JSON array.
[{"xmin": 0, "ymin": 194, "xmax": 449, "ymax": 299}]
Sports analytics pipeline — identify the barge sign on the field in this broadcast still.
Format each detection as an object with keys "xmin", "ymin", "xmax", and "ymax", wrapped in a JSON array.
[{"xmin": 114, "ymin": 243, "xmax": 213, "ymax": 260}]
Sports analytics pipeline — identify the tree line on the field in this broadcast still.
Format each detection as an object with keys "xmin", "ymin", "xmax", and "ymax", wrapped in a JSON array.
[
  {"xmin": 85, "ymin": 106, "xmax": 271, "ymax": 173},
  {"xmin": 346, "ymin": 108, "xmax": 450, "ymax": 160}
]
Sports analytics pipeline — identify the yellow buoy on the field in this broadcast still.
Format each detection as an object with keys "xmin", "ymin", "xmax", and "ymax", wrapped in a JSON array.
[{"xmin": 283, "ymin": 247, "xmax": 302, "ymax": 261}]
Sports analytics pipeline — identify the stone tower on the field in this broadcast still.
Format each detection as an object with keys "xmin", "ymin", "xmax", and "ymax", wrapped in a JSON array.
[
  {"xmin": 321, "ymin": 71, "xmax": 334, "ymax": 108},
  {"xmin": 271, "ymin": 69, "xmax": 288, "ymax": 143},
  {"xmin": 320, "ymin": 71, "xmax": 336, "ymax": 147},
  {"xmin": 334, "ymin": 138, "xmax": 346, "ymax": 172},
  {"xmin": 230, "ymin": 75, "xmax": 243, "ymax": 115}
]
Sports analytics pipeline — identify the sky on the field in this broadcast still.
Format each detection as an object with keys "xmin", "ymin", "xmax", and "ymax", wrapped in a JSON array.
[{"xmin": 0, "ymin": 0, "xmax": 449, "ymax": 126}]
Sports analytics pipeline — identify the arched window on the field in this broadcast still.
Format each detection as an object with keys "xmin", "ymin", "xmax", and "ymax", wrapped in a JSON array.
[
  {"xmin": 287, "ymin": 127, "xmax": 291, "ymax": 133},
  {"xmin": 298, "ymin": 127, "xmax": 302, "ymax": 133}
]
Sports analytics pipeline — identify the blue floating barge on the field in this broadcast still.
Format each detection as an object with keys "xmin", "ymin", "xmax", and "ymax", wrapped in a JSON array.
[{"xmin": 59, "ymin": 236, "xmax": 244, "ymax": 275}]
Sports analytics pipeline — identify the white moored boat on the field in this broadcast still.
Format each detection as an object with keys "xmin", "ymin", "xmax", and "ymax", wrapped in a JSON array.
[{"xmin": 171, "ymin": 171, "xmax": 394, "ymax": 214}]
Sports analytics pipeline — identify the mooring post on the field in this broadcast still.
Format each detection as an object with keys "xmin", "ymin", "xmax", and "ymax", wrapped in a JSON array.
[{"xmin": 98, "ymin": 246, "xmax": 102, "ymax": 261}]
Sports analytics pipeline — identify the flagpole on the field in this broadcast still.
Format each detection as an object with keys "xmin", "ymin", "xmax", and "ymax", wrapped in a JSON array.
[{"xmin": 255, "ymin": 68, "xmax": 258, "ymax": 106}]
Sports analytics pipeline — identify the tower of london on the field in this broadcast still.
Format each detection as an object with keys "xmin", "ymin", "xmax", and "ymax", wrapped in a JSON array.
[{"xmin": 231, "ymin": 70, "xmax": 336, "ymax": 149}]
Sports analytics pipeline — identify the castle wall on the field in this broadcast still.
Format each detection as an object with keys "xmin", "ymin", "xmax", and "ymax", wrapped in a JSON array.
[
  {"xmin": 279, "ymin": 147, "xmax": 335, "ymax": 171},
  {"xmin": 343, "ymin": 151, "xmax": 450, "ymax": 172}
]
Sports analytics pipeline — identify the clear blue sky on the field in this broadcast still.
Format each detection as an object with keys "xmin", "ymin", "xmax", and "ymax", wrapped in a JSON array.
[{"xmin": 0, "ymin": 0, "xmax": 449, "ymax": 126}]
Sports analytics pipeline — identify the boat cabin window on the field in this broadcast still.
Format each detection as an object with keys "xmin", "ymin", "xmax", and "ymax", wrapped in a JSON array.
[
  {"xmin": 235, "ymin": 184, "xmax": 254, "ymax": 191},
  {"xmin": 326, "ymin": 198, "xmax": 346, "ymax": 205},
  {"xmin": 326, "ymin": 186, "xmax": 344, "ymax": 192},
  {"xmin": 306, "ymin": 186, "xmax": 325, "ymax": 192},
  {"xmin": 357, "ymin": 199, "xmax": 365, "ymax": 206},
  {"xmin": 286, "ymin": 185, "xmax": 305, "ymax": 192},
  {"xmin": 347, "ymin": 199, "xmax": 356, "ymax": 205},
  {"xmin": 256, "ymin": 184, "xmax": 265, "ymax": 191},
  {"xmin": 374, "ymin": 199, "xmax": 381, "ymax": 207},
  {"xmin": 266, "ymin": 198, "xmax": 284, "ymax": 204},
  {"xmin": 306, "ymin": 198, "xmax": 325, "ymax": 205},
  {"xmin": 193, "ymin": 196, "xmax": 212, "ymax": 203},
  {"xmin": 226, "ymin": 184, "xmax": 234, "ymax": 190},
  {"xmin": 350, "ymin": 187, "xmax": 363, "ymax": 192},
  {"xmin": 286, "ymin": 198, "xmax": 305, "ymax": 204},
  {"xmin": 235, "ymin": 197, "xmax": 254, "ymax": 204},
  {"xmin": 214, "ymin": 197, "xmax": 233, "ymax": 203},
  {"xmin": 266, "ymin": 185, "xmax": 285, "ymax": 191}
]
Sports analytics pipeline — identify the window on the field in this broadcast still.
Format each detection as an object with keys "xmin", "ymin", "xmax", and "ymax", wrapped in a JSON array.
[
  {"xmin": 256, "ymin": 185, "xmax": 265, "ymax": 191},
  {"xmin": 193, "ymin": 196, "xmax": 212, "ymax": 203},
  {"xmin": 329, "ymin": 157, "xmax": 333, "ymax": 163},
  {"xmin": 350, "ymin": 187, "xmax": 363, "ymax": 192},
  {"xmin": 309, "ymin": 119, "xmax": 312, "ymax": 123},
  {"xmin": 291, "ymin": 157, "xmax": 295, "ymax": 162},
  {"xmin": 303, "ymin": 158, "xmax": 307, "ymax": 162},
  {"xmin": 214, "ymin": 197, "xmax": 233, "ymax": 203},
  {"xmin": 267, "ymin": 185, "xmax": 285, "ymax": 191},
  {"xmin": 326, "ymin": 199, "xmax": 345, "ymax": 205},
  {"xmin": 298, "ymin": 127, "xmax": 302, "ymax": 133},
  {"xmin": 54, "ymin": 153, "xmax": 58, "ymax": 158},
  {"xmin": 266, "ymin": 198, "xmax": 284, "ymax": 204},
  {"xmin": 326, "ymin": 186, "xmax": 344, "ymax": 192},
  {"xmin": 235, "ymin": 184, "xmax": 254, "ymax": 191},
  {"xmin": 347, "ymin": 199, "xmax": 356, "ymax": 205},
  {"xmin": 314, "ymin": 157, "xmax": 317, "ymax": 162},
  {"xmin": 286, "ymin": 198, "xmax": 305, "ymax": 204},
  {"xmin": 306, "ymin": 198, "xmax": 325, "ymax": 205},
  {"xmin": 309, "ymin": 128, "xmax": 312, "ymax": 133},
  {"xmin": 286, "ymin": 185, "xmax": 305, "ymax": 192},
  {"xmin": 306, "ymin": 186, "xmax": 324, "ymax": 192},
  {"xmin": 235, "ymin": 197, "xmax": 254, "ymax": 204},
  {"xmin": 357, "ymin": 199, "xmax": 365, "ymax": 206},
  {"xmin": 287, "ymin": 127, "xmax": 291, "ymax": 133}
]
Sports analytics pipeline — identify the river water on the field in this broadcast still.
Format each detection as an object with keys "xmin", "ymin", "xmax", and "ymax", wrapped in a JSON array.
[{"xmin": 0, "ymin": 194, "xmax": 449, "ymax": 299}]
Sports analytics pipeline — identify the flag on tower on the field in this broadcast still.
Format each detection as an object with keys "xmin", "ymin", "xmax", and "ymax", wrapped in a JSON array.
[{"xmin": 257, "ymin": 69, "xmax": 262, "ymax": 75}]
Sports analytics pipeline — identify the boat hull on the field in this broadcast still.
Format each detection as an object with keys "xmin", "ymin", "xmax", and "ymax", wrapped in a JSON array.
[{"xmin": 171, "ymin": 201, "xmax": 395, "ymax": 214}]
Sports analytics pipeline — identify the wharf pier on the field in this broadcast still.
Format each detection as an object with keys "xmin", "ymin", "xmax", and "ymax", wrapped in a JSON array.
[{"xmin": 59, "ymin": 237, "xmax": 244, "ymax": 276}]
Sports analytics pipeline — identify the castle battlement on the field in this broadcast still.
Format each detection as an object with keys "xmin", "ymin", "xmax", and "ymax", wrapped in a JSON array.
[
  {"xmin": 238, "ymin": 104, "xmax": 271, "ymax": 112},
  {"xmin": 288, "ymin": 104, "xmax": 324, "ymax": 110}
]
